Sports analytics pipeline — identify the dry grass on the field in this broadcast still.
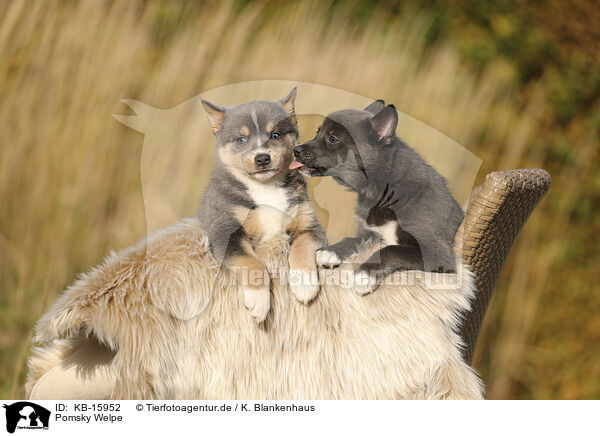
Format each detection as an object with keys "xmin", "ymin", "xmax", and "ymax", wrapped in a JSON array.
[{"xmin": 0, "ymin": 0, "xmax": 597, "ymax": 399}]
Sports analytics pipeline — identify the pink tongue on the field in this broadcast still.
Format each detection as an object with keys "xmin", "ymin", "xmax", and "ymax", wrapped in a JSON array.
[{"xmin": 289, "ymin": 161, "xmax": 304, "ymax": 170}]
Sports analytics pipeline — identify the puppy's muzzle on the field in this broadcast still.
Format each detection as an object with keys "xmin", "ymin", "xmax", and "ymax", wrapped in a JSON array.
[{"xmin": 293, "ymin": 144, "xmax": 315, "ymax": 161}]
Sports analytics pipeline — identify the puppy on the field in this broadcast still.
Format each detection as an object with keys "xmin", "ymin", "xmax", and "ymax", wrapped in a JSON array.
[
  {"xmin": 291, "ymin": 100, "xmax": 464, "ymax": 294},
  {"xmin": 198, "ymin": 89, "xmax": 325, "ymax": 322}
]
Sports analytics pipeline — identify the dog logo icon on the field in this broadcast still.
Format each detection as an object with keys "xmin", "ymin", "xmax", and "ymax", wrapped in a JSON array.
[{"xmin": 2, "ymin": 402, "xmax": 50, "ymax": 433}]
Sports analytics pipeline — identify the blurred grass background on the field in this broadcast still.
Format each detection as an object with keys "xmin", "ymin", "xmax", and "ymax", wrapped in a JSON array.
[{"xmin": 0, "ymin": 0, "xmax": 598, "ymax": 399}]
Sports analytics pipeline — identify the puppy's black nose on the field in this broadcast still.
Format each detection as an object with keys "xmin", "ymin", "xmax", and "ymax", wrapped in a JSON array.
[
  {"xmin": 255, "ymin": 153, "xmax": 271, "ymax": 167},
  {"xmin": 293, "ymin": 145, "xmax": 303, "ymax": 157}
]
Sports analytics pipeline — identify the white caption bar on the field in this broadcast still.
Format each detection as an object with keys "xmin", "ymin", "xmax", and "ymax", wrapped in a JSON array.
[{"xmin": 1, "ymin": 400, "xmax": 597, "ymax": 436}]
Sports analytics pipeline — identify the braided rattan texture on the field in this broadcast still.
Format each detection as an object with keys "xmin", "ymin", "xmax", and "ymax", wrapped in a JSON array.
[{"xmin": 458, "ymin": 169, "xmax": 551, "ymax": 364}]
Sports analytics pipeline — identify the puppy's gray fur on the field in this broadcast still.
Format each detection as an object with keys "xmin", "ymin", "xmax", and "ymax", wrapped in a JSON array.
[{"xmin": 293, "ymin": 101, "xmax": 464, "ymax": 294}]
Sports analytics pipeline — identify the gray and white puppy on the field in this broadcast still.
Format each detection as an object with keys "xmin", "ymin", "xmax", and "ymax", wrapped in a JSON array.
[
  {"xmin": 199, "ymin": 89, "xmax": 325, "ymax": 322},
  {"xmin": 291, "ymin": 100, "xmax": 463, "ymax": 294}
]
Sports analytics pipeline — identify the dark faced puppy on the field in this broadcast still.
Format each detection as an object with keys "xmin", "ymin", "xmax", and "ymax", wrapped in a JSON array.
[{"xmin": 292, "ymin": 101, "xmax": 464, "ymax": 294}]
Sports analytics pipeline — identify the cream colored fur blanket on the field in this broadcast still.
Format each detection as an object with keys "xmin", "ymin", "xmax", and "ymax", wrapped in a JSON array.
[{"xmin": 26, "ymin": 218, "xmax": 483, "ymax": 399}]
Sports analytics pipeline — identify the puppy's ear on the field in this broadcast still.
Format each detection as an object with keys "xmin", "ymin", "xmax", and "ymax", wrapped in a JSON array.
[
  {"xmin": 279, "ymin": 87, "xmax": 297, "ymax": 121},
  {"xmin": 201, "ymin": 99, "xmax": 226, "ymax": 134},
  {"xmin": 363, "ymin": 99, "xmax": 385, "ymax": 114},
  {"xmin": 369, "ymin": 104, "xmax": 398, "ymax": 144}
]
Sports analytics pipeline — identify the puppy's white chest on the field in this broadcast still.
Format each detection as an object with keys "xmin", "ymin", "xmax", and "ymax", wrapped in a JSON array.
[
  {"xmin": 368, "ymin": 221, "xmax": 398, "ymax": 246},
  {"xmin": 245, "ymin": 180, "xmax": 295, "ymax": 241}
]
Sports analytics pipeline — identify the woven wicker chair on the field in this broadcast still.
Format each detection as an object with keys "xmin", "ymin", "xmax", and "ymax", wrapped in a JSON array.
[{"xmin": 458, "ymin": 168, "xmax": 551, "ymax": 363}]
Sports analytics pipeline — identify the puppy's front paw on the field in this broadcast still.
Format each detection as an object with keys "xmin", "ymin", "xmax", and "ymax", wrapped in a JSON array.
[
  {"xmin": 242, "ymin": 286, "xmax": 270, "ymax": 322},
  {"xmin": 289, "ymin": 268, "xmax": 320, "ymax": 304},
  {"xmin": 316, "ymin": 249, "xmax": 342, "ymax": 269},
  {"xmin": 352, "ymin": 270, "xmax": 379, "ymax": 295},
  {"xmin": 340, "ymin": 270, "xmax": 379, "ymax": 295}
]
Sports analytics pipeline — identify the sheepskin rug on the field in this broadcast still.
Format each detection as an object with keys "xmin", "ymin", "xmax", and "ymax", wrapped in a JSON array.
[{"xmin": 26, "ymin": 218, "xmax": 484, "ymax": 399}]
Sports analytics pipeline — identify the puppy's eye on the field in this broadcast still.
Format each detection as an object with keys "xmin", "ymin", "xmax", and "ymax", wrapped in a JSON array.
[
  {"xmin": 270, "ymin": 132, "xmax": 280, "ymax": 139},
  {"xmin": 237, "ymin": 137, "xmax": 247, "ymax": 144},
  {"xmin": 328, "ymin": 135, "xmax": 339, "ymax": 143}
]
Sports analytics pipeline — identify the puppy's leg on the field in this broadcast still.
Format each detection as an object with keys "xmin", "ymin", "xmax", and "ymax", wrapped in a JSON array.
[
  {"xmin": 316, "ymin": 237, "xmax": 363, "ymax": 268},
  {"xmin": 347, "ymin": 245, "xmax": 425, "ymax": 295},
  {"xmin": 288, "ymin": 231, "xmax": 323, "ymax": 303},
  {"xmin": 227, "ymin": 249, "xmax": 271, "ymax": 322},
  {"xmin": 207, "ymin": 223, "xmax": 271, "ymax": 322},
  {"xmin": 420, "ymin": 240, "xmax": 457, "ymax": 274},
  {"xmin": 228, "ymin": 253, "xmax": 271, "ymax": 322},
  {"xmin": 221, "ymin": 234, "xmax": 270, "ymax": 322}
]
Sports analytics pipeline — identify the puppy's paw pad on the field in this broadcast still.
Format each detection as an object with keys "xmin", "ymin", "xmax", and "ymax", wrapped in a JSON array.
[
  {"xmin": 351, "ymin": 270, "xmax": 379, "ymax": 295},
  {"xmin": 242, "ymin": 287, "xmax": 270, "ymax": 322},
  {"xmin": 289, "ymin": 269, "xmax": 320, "ymax": 303},
  {"xmin": 316, "ymin": 249, "xmax": 342, "ymax": 268}
]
